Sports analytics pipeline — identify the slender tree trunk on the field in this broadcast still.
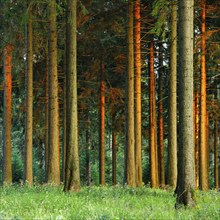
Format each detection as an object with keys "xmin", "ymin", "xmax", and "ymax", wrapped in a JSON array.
[
  {"xmin": 134, "ymin": 0, "xmax": 142, "ymax": 187},
  {"xmin": 45, "ymin": 50, "xmax": 49, "ymax": 181},
  {"xmin": 200, "ymin": 0, "xmax": 209, "ymax": 190},
  {"xmin": 126, "ymin": 0, "xmax": 136, "ymax": 187},
  {"xmin": 158, "ymin": 44, "xmax": 165, "ymax": 188},
  {"xmin": 86, "ymin": 117, "xmax": 91, "ymax": 186},
  {"xmin": 3, "ymin": 44, "xmax": 13, "ymax": 185},
  {"xmin": 48, "ymin": 0, "xmax": 60, "ymax": 184},
  {"xmin": 214, "ymin": 84, "xmax": 219, "ymax": 189},
  {"xmin": 149, "ymin": 40, "xmax": 158, "ymax": 188},
  {"xmin": 24, "ymin": 2, "xmax": 33, "ymax": 185},
  {"xmin": 194, "ymin": 89, "xmax": 199, "ymax": 188},
  {"xmin": 64, "ymin": 0, "xmax": 80, "ymax": 192},
  {"xmin": 99, "ymin": 57, "xmax": 105, "ymax": 186},
  {"xmin": 112, "ymin": 128, "xmax": 117, "ymax": 186},
  {"xmin": 175, "ymin": 0, "xmax": 195, "ymax": 207},
  {"xmin": 168, "ymin": 1, "xmax": 177, "ymax": 189}
]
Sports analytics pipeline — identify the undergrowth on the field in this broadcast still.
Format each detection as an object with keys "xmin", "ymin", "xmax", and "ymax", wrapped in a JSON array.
[{"xmin": 0, "ymin": 185, "xmax": 219, "ymax": 219}]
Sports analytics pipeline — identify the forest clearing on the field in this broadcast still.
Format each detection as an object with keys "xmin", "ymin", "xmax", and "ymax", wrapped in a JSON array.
[{"xmin": 0, "ymin": 185, "xmax": 220, "ymax": 219}]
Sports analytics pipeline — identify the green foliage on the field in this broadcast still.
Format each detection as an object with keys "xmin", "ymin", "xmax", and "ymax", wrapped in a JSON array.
[{"xmin": 0, "ymin": 186, "xmax": 220, "ymax": 219}]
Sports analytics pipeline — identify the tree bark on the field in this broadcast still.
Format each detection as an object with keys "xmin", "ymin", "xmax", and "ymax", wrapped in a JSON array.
[
  {"xmin": 48, "ymin": 0, "xmax": 60, "ymax": 184},
  {"xmin": 3, "ymin": 44, "xmax": 13, "ymax": 185},
  {"xmin": 134, "ymin": 0, "xmax": 142, "ymax": 187},
  {"xmin": 86, "ymin": 116, "xmax": 91, "ymax": 186},
  {"xmin": 99, "ymin": 57, "xmax": 105, "ymax": 186},
  {"xmin": 64, "ymin": 0, "xmax": 80, "ymax": 192},
  {"xmin": 175, "ymin": 0, "xmax": 196, "ymax": 207},
  {"xmin": 24, "ymin": 2, "xmax": 33, "ymax": 185},
  {"xmin": 112, "ymin": 128, "xmax": 117, "ymax": 186},
  {"xmin": 200, "ymin": 0, "xmax": 209, "ymax": 190},
  {"xmin": 149, "ymin": 40, "xmax": 158, "ymax": 188},
  {"xmin": 194, "ymin": 89, "xmax": 199, "ymax": 189},
  {"xmin": 168, "ymin": 1, "xmax": 177, "ymax": 189},
  {"xmin": 126, "ymin": 0, "xmax": 136, "ymax": 187},
  {"xmin": 158, "ymin": 44, "xmax": 165, "ymax": 188},
  {"xmin": 214, "ymin": 83, "xmax": 219, "ymax": 189}
]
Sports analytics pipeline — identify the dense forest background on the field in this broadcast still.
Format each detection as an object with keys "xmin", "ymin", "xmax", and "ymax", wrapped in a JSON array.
[{"xmin": 0, "ymin": 0, "xmax": 219, "ymax": 203}]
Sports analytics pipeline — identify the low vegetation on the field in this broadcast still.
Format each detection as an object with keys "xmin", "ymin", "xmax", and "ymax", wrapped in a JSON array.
[{"xmin": 0, "ymin": 185, "xmax": 219, "ymax": 219}]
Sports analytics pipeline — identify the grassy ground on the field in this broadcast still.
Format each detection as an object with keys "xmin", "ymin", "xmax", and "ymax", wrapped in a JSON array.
[{"xmin": 0, "ymin": 185, "xmax": 219, "ymax": 220}]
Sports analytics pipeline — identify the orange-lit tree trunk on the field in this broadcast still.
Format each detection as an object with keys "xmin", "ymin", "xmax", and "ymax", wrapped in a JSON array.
[
  {"xmin": 48, "ymin": 0, "xmax": 60, "ymax": 184},
  {"xmin": 99, "ymin": 57, "xmax": 105, "ymax": 186},
  {"xmin": 194, "ymin": 89, "xmax": 199, "ymax": 188},
  {"xmin": 3, "ymin": 44, "xmax": 13, "ymax": 185},
  {"xmin": 24, "ymin": 2, "xmax": 33, "ymax": 185},
  {"xmin": 200, "ymin": 0, "xmax": 209, "ymax": 190},
  {"xmin": 158, "ymin": 44, "xmax": 165, "ymax": 188},
  {"xmin": 134, "ymin": 0, "xmax": 142, "ymax": 187},
  {"xmin": 168, "ymin": 1, "xmax": 177, "ymax": 189},
  {"xmin": 149, "ymin": 40, "xmax": 158, "ymax": 188},
  {"xmin": 126, "ymin": 0, "xmax": 136, "ymax": 187}
]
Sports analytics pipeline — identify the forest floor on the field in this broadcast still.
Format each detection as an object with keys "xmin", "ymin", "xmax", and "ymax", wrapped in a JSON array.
[{"xmin": 0, "ymin": 185, "xmax": 219, "ymax": 219}]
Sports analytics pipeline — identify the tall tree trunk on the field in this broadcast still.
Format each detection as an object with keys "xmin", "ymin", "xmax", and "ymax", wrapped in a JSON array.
[
  {"xmin": 126, "ymin": 0, "xmax": 136, "ymax": 187},
  {"xmin": 214, "ymin": 83, "xmax": 219, "ymax": 189},
  {"xmin": 64, "ymin": 0, "xmax": 80, "ymax": 192},
  {"xmin": 3, "ymin": 44, "xmax": 13, "ymax": 185},
  {"xmin": 134, "ymin": 0, "xmax": 142, "ymax": 187},
  {"xmin": 168, "ymin": 1, "xmax": 177, "ymax": 189},
  {"xmin": 175, "ymin": 0, "xmax": 195, "ymax": 207},
  {"xmin": 149, "ymin": 40, "xmax": 158, "ymax": 188},
  {"xmin": 48, "ymin": 0, "xmax": 60, "ymax": 184},
  {"xmin": 24, "ymin": 2, "xmax": 33, "ymax": 185},
  {"xmin": 112, "ymin": 127, "xmax": 117, "ymax": 186},
  {"xmin": 86, "ymin": 116, "xmax": 91, "ymax": 186},
  {"xmin": 200, "ymin": 0, "xmax": 209, "ymax": 190},
  {"xmin": 194, "ymin": 89, "xmax": 199, "ymax": 188},
  {"xmin": 158, "ymin": 44, "xmax": 165, "ymax": 188},
  {"xmin": 99, "ymin": 57, "xmax": 105, "ymax": 186},
  {"xmin": 45, "ymin": 50, "xmax": 49, "ymax": 181}
]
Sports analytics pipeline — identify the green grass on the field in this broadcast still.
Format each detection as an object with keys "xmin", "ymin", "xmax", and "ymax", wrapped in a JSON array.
[{"xmin": 0, "ymin": 185, "xmax": 219, "ymax": 220}]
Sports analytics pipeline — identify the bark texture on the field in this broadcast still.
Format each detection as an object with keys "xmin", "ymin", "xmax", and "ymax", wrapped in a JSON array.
[
  {"xmin": 48, "ymin": 0, "xmax": 60, "ymax": 184},
  {"xmin": 200, "ymin": 0, "xmax": 209, "ymax": 190},
  {"xmin": 3, "ymin": 44, "xmax": 13, "ymax": 185},
  {"xmin": 126, "ymin": 0, "xmax": 136, "ymax": 187},
  {"xmin": 64, "ymin": 0, "xmax": 80, "ymax": 192},
  {"xmin": 134, "ymin": 0, "xmax": 142, "ymax": 187},
  {"xmin": 24, "ymin": 2, "xmax": 33, "ymax": 185},
  {"xmin": 168, "ymin": 1, "xmax": 177, "ymax": 189},
  {"xmin": 176, "ymin": 0, "xmax": 196, "ymax": 207}
]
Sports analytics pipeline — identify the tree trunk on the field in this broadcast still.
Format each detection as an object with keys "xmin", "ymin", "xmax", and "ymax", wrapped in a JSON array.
[
  {"xmin": 134, "ymin": 0, "xmax": 142, "ymax": 187},
  {"xmin": 99, "ymin": 57, "xmax": 105, "ymax": 186},
  {"xmin": 214, "ymin": 83, "xmax": 219, "ymax": 189},
  {"xmin": 194, "ymin": 89, "xmax": 199, "ymax": 189},
  {"xmin": 149, "ymin": 40, "xmax": 158, "ymax": 188},
  {"xmin": 48, "ymin": 0, "xmax": 60, "ymax": 184},
  {"xmin": 158, "ymin": 44, "xmax": 165, "ymax": 188},
  {"xmin": 24, "ymin": 2, "xmax": 33, "ymax": 185},
  {"xmin": 112, "ymin": 128, "xmax": 117, "ymax": 186},
  {"xmin": 168, "ymin": 1, "xmax": 177, "ymax": 189},
  {"xmin": 45, "ymin": 50, "xmax": 49, "ymax": 182},
  {"xmin": 126, "ymin": 0, "xmax": 136, "ymax": 187},
  {"xmin": 3, "ymin": 44, "xmax": 13, "ymax": 185},
  {"xmin": 175, "ymin": 0, "xmax": 196, "ymax": 207},
  {"xmin": 64, "ymin": 0, "xmax": 80, "ymax": 192},
  {"xmin": 86, "ymin": 117, "xmax": 91, "ymax": 186},
  {"xmin": 200, "ymin": 0, "xmax": 209, "ymax": 191}
]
